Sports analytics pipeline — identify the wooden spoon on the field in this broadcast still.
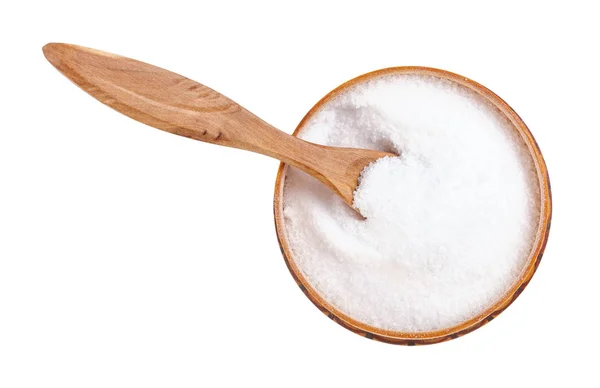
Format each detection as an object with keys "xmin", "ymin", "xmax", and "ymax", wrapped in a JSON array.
[{"xmin": 42, "ymin": 43, "xmax": 394, "ymax": 209}]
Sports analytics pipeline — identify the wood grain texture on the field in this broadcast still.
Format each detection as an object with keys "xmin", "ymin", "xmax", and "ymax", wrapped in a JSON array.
[
  {"xmin": 42, "ymin": 43, "xmax": 394, "ymax": 209},
  {"xmin": 273, "ymin": 67, "xmax": 552, "ymax": 345}
]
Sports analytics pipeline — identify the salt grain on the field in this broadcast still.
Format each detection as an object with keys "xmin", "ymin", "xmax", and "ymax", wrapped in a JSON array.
[{"xmin": 282, "ymin": 74, "xmax": 541, "ymax": 332}]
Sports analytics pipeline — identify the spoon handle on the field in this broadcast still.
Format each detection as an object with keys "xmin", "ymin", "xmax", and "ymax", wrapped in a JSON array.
[
  {"xmin": 43, "ymin": 43, "xmax": 395, "ymax": 209},
  {"xmin": 42, "ymin": 43, "xmax": 325, "ymax": 171}
]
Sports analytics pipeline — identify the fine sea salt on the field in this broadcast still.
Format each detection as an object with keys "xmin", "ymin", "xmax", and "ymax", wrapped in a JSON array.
[{"xmin": 281, "ymin": 74, "xmax": 541, "ymax": 332}]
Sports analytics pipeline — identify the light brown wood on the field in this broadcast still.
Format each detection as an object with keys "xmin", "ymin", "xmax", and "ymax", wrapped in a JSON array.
[
  {"xmin": 42, "ymin": 43, "xmax": 394, "ymax": 209},
  {"xmin": 274, "ymin": 67, "xmax": 552, "ymax": 345}
]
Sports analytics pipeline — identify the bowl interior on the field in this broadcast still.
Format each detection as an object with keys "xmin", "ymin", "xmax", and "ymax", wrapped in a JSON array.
[{"xmin": 273, "ymin": 67, "xmax": 551, "ymax": 345}]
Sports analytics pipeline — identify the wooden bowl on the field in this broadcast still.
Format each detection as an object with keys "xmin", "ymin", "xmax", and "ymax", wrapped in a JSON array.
[{"xmin": 273, "ymin": 67, "xmax": 552, "ymax": 345}]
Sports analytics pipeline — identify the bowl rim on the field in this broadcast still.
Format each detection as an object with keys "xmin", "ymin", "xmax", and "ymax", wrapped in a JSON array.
[{"xmin": 273, "ymin": 66, "xmax": 552, "ymax": 345}]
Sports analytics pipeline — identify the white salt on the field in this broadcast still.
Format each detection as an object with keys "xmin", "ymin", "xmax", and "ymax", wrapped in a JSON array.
[{"xmin": 281, "ymin": 74, "xmax": 541, "ymax": 332}]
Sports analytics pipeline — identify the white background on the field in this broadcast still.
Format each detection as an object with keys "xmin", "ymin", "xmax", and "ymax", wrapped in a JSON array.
[{"xmin": 1, "ymin": 1, "xmax": 598, "ymax": 387}]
